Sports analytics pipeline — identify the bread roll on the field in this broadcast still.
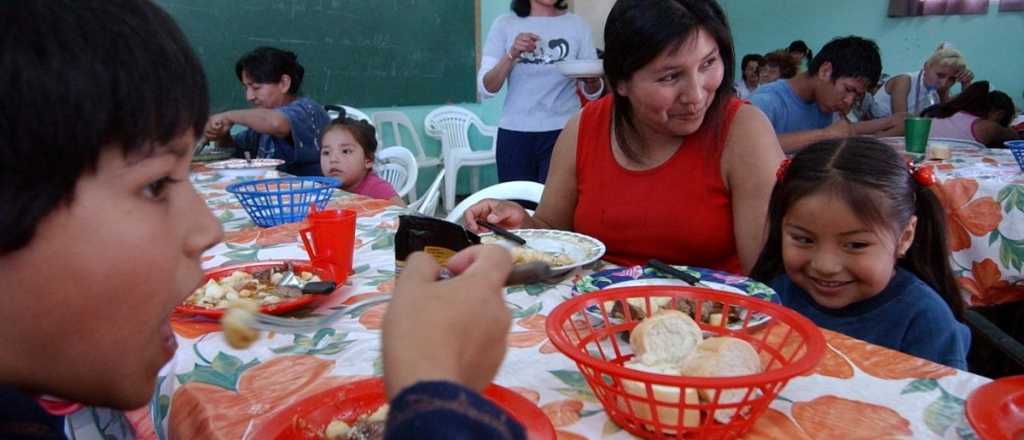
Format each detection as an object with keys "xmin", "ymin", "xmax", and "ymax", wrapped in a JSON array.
[
  {"xmin": 620, "ymin": 360, "xmax": 700, "ymax": 431},
  {"xmin": 630, "ymin": 310, "xmax": 703, "ymax": 367},
  {"xmin": 680, "ymin": 336, "xmax": 762, "ymax": 422}
]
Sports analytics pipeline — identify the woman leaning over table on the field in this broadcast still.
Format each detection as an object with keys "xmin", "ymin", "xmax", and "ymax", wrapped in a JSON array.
[
  {"xmin": 204, "ymin": 47, "xmax": 330, "ymax": 176},
  {"xmin": 466, "ymin": 0, "xmax": 783, "ymax": 275},
  {"xmin": 870, "ymin": 44, "xmax": 973, "ymax": 119},
  {"xmin": 479, "ymin": 0, "xmax": 603, "ymax": 183}
]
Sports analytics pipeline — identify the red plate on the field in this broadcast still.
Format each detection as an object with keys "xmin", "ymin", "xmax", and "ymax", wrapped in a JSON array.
[
  {"xmin": 174, "ymin": 261, "xmax": 335, "ymax": 318},
  {"xmin": 966, "ymin": 375, "xmax": 1024, "ymax": 440},
  {"xmin": 260, "ymin": 377, "xmax": 555, "ymax": 440}
]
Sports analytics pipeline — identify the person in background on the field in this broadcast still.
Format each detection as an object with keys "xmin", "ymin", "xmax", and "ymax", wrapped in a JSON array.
[
  {"xmin": 479, "ymin": 0, "xmax": 603, "ymax": 184},
  {"xmin": 758, "ymin": 50, "xmax": 798, "ymax": 84},
  {"xmin": 320, "ymin": 117, "xmax": 404, "ymax": 205},
  {"xmin": 1, "ymin": 1, "xmax": 224, "ymax": 436},
  {"xmin": 465, "ymin": 0, "xmax": 783, "ymax": 275},
  {"xmin": 751, "ymin": 138, "xmax": 969, "ymax": 369},
  {"xmin": 870, "ymin": 44, "xmax": 973, "ymax": 119},
  {"xmin": 787, "ymin": 40, "xmax": 813, "ymax": 73},
  {"xmin": 750, "ymin": 36, "xmax": 905, "ymax": 153},
  {"xmin": 921, "ymin": 81, "xmax": 1020, "ymax": 147},
  {"xmin": 735, "ymin": 53, "xmax": 763, "ymax": 99},
  {"xmin": 204, "ymin": 47, "xmax": 330, "ymax": 176}
]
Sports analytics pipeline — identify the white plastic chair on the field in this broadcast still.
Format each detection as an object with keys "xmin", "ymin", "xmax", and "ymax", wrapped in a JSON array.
[
  {"xmin": 408, "ymin": 169, "xmax": 445, "ymax": 218},
  {"xmin": 373, "ymin": 111, "xmax": 441, "ymax": 202},
  {"xmin": 374, "ymin": 146, "xmax": 418, "ymax": 200},
  {"xmin": 325, "ymin": 104, "xmax": 373, "ymax": 125},
  {"xmin": 445, "ymin": 181, "xmax": 544, "ymax": 225},
  {"xmin": 424, "ymin": 106, "xmax": 498, "ymax": 212}
]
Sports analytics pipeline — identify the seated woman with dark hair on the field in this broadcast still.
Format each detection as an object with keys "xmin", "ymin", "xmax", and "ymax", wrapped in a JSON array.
[
  {"xmin": 758, "ymin": 50, "xmax": 798, "ymax": 84},
  {"xmin": 922, "ymin": 81, "xmax": 1020, "ymax": 147},
  {"xmin": 464, "ymin": 0, "xmax": 783, "ymax": 274},
  {"xmin": 203, "ymin": 47, "xmax": 330, "ymax": 176},
  {"xmin": 735, "ymin": 53, "xmax": 763, "ymax": 99}
]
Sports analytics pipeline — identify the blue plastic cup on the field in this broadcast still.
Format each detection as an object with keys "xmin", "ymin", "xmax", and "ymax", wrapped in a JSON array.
[{"xmin": 1006, "ymin": 140, "xmax": 1024, "ymax": 172}]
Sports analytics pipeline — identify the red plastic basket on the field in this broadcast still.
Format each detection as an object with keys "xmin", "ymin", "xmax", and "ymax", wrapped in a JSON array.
[{"xmin": 545, "ymin": 286, "xmax": 825, "ymax": 439}]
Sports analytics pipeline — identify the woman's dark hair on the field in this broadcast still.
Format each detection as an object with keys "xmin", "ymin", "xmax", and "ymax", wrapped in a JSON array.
[
  {"xmin": 604, "ymin": 0, "xmax": 735, "ymax": 163},
  {"xmin": 511, "ymin": 0, "xmax": 568, "ymax": 17},
  {"xmin": 763, "ymin": 50, "xmax": 798, "ymax": 79},
  {"xmin": 235, "ymin": 47, "xmax": 305, "ymax": 95},
  {"xmin": 922, "ymin": 81, "xmax": 1016, "ymax": 127},
  {"xmin": 1, "ymin": 0, "xmax": 209, "ymax": 255},
  {"xmin": 321, "ymin": 117, "xmax": 379, "ymax": 160},
  {"xmin": 741, "ymin": 54, "xmax": 764, "ymax": 71},
  {"xmin": 750, "ymin": 137, "xmax": 964, "ymax": 321},
  {"xmin": 787, "ymin": 40, "xmax": 813, "ymax": 62},
  {"xmin": 808, "ymin": 36, "xmax": 881, "ymax": 85}
]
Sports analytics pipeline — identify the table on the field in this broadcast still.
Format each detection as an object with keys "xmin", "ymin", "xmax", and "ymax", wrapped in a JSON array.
[
  {"xmin": 78, "ymin": 170, "xmax": 993, "ymax": 439},
  {"xmin": 914, "ymin": 139, "xmax": 1024, "ymax": 306}
]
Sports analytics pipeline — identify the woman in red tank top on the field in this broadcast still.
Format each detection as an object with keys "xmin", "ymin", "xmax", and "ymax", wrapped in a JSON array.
[{"xmin": 464, "ymin": 0, "xmax": 783, "ymax": 275}]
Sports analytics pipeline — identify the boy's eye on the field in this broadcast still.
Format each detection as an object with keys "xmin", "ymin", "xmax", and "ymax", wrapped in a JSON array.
[{"xmin": 143, "ymin": 176, "xmax": 178, "ymax": 200}]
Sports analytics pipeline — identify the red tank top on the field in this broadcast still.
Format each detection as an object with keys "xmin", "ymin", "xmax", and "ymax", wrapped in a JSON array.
[{"xmin": 573, "ymin": 95, "xmax": 743, "ymax": 273}]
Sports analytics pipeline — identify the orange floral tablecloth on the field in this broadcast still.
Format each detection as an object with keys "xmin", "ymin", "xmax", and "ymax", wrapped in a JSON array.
[
  {"xmin": 71, "ymin": 170, "xmax": 993, "ymax": 439},
  {"xmin": 917, "ymin": 141, "xmax": 1024, "ymax": 306}
]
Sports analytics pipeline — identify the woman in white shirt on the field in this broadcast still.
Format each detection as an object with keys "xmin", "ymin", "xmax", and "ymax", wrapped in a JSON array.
[
  {"xmin": 734, "ymin": 53, "xmax": 762, "ymax": 99},
  {"xmin": 871, "ymin": 45, "xmax": 974, "ymax": 118},
  {"xmin": 478, "ymin": 0, "xmax": 603, "ymax": 183}
]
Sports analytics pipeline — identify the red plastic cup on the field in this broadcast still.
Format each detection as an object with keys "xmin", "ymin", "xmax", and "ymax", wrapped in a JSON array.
[{"xmin": 300, "ymin": 208, "xmax": 356, "ymax": 284}]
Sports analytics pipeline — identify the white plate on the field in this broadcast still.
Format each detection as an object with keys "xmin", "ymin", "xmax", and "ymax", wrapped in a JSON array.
[
  {"xmin": 555, "ymin": 60, "xmax": 603, "ymax": 79},
  {"xmin": 207, "ymin": 158, "xmax": 285, "ymax": 177},
  {"xmin": 480, "ymin": 229, "xmax": 606, "ymax": 274}
]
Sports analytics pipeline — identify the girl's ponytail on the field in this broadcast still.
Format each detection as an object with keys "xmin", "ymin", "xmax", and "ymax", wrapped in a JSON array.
[{"xmin": 901, "ymin": 184, "xmax": 964, "ymax": 321}]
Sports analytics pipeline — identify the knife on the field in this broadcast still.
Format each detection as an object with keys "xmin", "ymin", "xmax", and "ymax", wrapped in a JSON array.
[{"xmin": 646, "ymin": 259, "xmax": 709, "ymax": 288}]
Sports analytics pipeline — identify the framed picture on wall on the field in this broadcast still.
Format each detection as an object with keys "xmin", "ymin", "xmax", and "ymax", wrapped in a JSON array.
[{"xmin": 888, "ymin": 0, "xmax": 989, "ymax": 16}]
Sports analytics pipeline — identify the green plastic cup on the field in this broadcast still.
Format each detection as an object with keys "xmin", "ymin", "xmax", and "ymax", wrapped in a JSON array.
[{"xmin": 904, "ymin": 117, "xmax": 932, "ymax": 154}]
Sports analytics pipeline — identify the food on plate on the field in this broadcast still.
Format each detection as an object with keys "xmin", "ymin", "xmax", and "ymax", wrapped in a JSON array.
[
  {"xmin": 184, "ymin": 268, "xmax": 321, "ymax": 309},
  {"xmin": 507, "ymin": 245, "xmax": 574, "ymax": 268},
  {"xmin": 619, "ymin": 310, "xmax": 764, "ymax": 430},
  {"xmin": 325, "ymin": 404, "xmax": 389, "ymax": 440},
  {"xmin": 603, "ymin": 296, "xmax": 750, "ymax": 326},
  {"xmin": 220, "ymin": 301, "xmax": 259, "ymax": 349}
]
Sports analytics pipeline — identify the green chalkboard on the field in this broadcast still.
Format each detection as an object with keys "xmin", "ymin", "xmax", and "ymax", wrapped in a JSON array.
[{"xmin": 156, "ymin": 0, "xmax": 479, "ymax": 111}]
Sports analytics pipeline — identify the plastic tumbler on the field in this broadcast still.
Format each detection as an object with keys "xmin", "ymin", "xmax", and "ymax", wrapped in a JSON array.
[
  {"xmin": 299, "ymin": 208, "xmax": 356, "ymax": 284},
  {"xmin": 904, "ymin": 117, "xmax": 932, "ymax": 154}
]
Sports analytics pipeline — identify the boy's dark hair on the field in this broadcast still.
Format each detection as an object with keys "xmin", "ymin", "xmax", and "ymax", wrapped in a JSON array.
[
  {"xmin": 808, "ymin": 36, "xmax": 881, "ymax": 85},
  {"xmin": 322, "ymin": 117, "xmax": 379, "ymax": 160},
  {"xmin": 922, "ymin": 81, "xmax": 1016, "ymax": 127},
  {"xmin": 235, "ymin": 47, "xmax": 305, "ymax": 95},
  {"xmin": 763, "ymin": 50, "xmax": 798, "ymax": 79},
  {"xmin": 0, "ymin": 0, "xmax": 209, "ymax": 255},
  {"xmin": 511, "ymin": 0, "xmax": 568, "ymax": 17},
  {"xmin": 741, "ymin": 53, "xmax": 764, "ymax": 70},
  {"xmin": 604, "ymin": 0, "xmax": 735, "ymax": 163},
  {"xmin": 787, "ymin": 40, "xmax": 813, "ymax": 61},
  {"xmin": 750, "ymin": 137, "xmax": 964, "ymax": 321}
]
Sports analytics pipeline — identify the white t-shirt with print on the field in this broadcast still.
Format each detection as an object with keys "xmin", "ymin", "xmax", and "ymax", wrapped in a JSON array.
[{"xmin": 477, "ymin": 12, "xmax": 600, "ymax": 132}]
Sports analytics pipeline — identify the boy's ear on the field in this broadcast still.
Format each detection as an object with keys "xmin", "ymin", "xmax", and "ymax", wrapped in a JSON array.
[
  {"xmin": 897, "ymin": 215, "xmax": 918, "ymax": 257},
  {"xmin": 816, "ymin": 62, "xmax": 833, "ymax": 82}
]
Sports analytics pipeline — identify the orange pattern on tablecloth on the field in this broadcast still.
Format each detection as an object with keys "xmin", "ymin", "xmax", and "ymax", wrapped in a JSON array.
[
  {"xmin": 358, "ymin": 303, "xmax": 387, "ymax": 330},
  {"xmin": 959, "ymin": 258, "xmax": 1021, "ymax": 306},
  {"xmin": 222, "ymin": 222, "xmax": 303, "ymax": 247},
  {"xmin": 825, "ymin": 331, "xmax": 955, "ymax": 380},
  {"xmin": 170, "ymin": 315, "xmax": 221, "ymax": 339},
  {"xmin": 745, "ymin": 408, "xmax": 812, "ymax": 439},
  {"xmin": 543, "ymin": 399, "xmax": 584, "ymax": 427},
  {"xmin": 168, "ymin": 355, "xmax": 366, "ymax": 439},
  {"xmin": 791, "ymin": 395, "xmax": 913, "ymax": 439},
  {"xmin": 932, "ymin": 178, "xmax": 1002, "ymax": 251}
]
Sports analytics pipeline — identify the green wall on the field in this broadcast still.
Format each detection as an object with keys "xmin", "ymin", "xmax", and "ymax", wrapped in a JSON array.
[{"xmin": 722, "ymin": 0, "xmax": 1023, "ymax": 109}]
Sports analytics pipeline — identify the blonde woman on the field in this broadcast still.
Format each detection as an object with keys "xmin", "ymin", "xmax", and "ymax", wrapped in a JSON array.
[{"xmin": 872, "ymin": 45, "xmax": 974, "ymax": 118}]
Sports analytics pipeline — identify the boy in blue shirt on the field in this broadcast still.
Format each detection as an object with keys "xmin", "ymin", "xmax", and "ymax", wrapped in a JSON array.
[{"xmin": 751, "ymin": 36, "xmax": 905, "ymax": 153}]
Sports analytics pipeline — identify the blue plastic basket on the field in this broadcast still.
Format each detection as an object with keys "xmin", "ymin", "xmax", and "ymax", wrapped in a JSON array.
[
  {"xmin": 226, "ymin": 177, "xmax": 339, "ymax": 227},
  {"xmin": 1007, "ymin": 140, "xmax": 1024, "ymax": 172}
]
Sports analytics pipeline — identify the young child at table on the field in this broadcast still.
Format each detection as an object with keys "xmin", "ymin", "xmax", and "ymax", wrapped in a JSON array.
[
  {"xmin": 1, "ymin": 1, "xmax": 520, "ymax": 438},
  {"xmin": 319, "ymin": 117, "xmax": 404, "ymax": 206},
  {"xmin": 750, "ymin": 137, "xmax": 970, "ymax": 369}
]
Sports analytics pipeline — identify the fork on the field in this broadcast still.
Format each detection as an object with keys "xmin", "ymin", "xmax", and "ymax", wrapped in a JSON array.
[{"xmin": 240, "ymin": 294, "xmax": 392, "ymax": 333}]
